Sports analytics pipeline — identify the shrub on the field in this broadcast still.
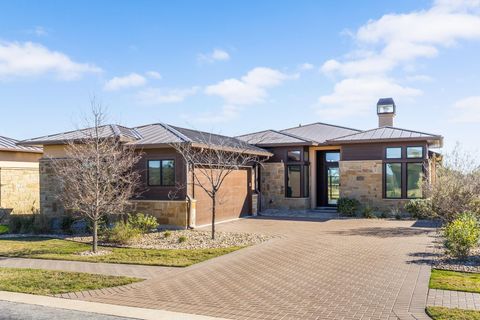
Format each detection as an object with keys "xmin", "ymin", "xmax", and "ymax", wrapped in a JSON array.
[
  {"xmin": 178, "ymin": 235, "xmax": 187, "ymax": 243},
  {"xmin": 163, "ymin": 230, "xmax": 172, "ymax": 238},
  {"xmin": 361, "ymin": 206, "xmax": 376, "ymax": 219},
  {"xmin": 444, "ymin": 212, "xmax": 480, "ymax": 258},
  {"xmin": 103, "ymin": 222, "xmax": 141, "ymax": 245},
  {"xmin": 404, "ymin": 199, "xmax": 433, "ymax": 219},
  {"xmin": 127, "ymin": 213, "xmax": 158, "ymax": 233},
  {"xmin": 8, "ymin": 215, "xmax": 34, "ymax": 234},
  {"xmin": 61, "ymin": 215, "xmax": 76, "ymax": 234},
  {"xmin": 32, "ymin": 214, "xmax": 52, "ymax": 234},
  {"xmin": 337, "ymin": 198, "xmax": 360, "ymax": 217}
]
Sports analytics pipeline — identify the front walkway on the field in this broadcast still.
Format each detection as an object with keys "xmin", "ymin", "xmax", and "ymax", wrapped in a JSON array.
[
  {"xmin": 428, "ymin": 288, "xmax": 480, "ymax": 311},
  {"xmin": 51, "ymin": 218, "xmax": 436, "ymax": 320}
]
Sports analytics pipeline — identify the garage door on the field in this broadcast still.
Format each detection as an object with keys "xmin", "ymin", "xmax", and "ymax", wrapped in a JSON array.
[{"xmin": 194, "ymin": 167, "xmax": 251, "ymax": 226}]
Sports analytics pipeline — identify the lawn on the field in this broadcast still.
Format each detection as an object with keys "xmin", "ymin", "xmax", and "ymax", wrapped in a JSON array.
[
  {"xmin": 0, "ymin": 225, "xmax": 8, "ymax": 234},
  {"xmin": 427, "ymin": 306, "xmax": 480, "ymax": 320},
  {"xmin": 0, "ymin": 237, "xmax": 241, "ymax": 267},
  {"xmin": 0, "ymin": 267, "xmax": 140, "ymax": 295},
  {"xmin": 430, "ymin": 269, "xmax": 480, "ymax": 293}
]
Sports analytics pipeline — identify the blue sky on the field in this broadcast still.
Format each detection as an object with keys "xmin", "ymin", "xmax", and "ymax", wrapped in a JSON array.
[{"xmin": 1, "ymin": 0, "xmax": 480, "ymax": 151}]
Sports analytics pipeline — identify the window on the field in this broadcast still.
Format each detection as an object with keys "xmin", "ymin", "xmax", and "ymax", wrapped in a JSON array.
[
  {"xmin": 286, "ymin": 165, "xmax": 301, "ymax": 197},
  {"xmin": 407, "ymin": 146, "xmax": 424, "ymax": 159},
  {"xmin": 378, "ymin": 104, "xmax": 394, "ymax": 113},
  {"xmin": 287, "ymin": 150, "xmax": 301, "ymax": 162},
  {"xmin": 385, "ymin": 163, "xmax": 402, "ymax": 198},
  {"xmin": 386, "ymin": 147, "xmax": 402, "ymax": 159},
  {"xmin": 407, "ymin": 163, "xmax": 423, "ymax": 198},
  {"xmin": 304, "ymin": 150, "xmax": 309, "ymax": 162},
  {"xmin": 325, "ymin": 152, "xmax": 340, "ymax": 162},
  {"xmin": 303, "ymin": 165, "xmax": 310, "ymax": 197},
  {"xmin": 148, "ymin": 160, "xmax": 175, "ymax": 186}
]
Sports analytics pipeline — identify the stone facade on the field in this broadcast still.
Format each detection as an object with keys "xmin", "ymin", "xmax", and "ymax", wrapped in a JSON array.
[
  {"xmin": 131, "ymin": 200, "xmax": 189, "ymax": 228},
  {"xmin": 0, "ymin": 166, "xmax": 40, "ymax": 214},
  {"xmin": 339, "ymin": 160, "xmax": 407, "ymax": 212},
  {"xmin": 260, "ymin": 162, "xmax": 310, "ymax": 211},
  {"xmin": 39, "ymin": 159, "xmax": 64, "ymax": 216}
]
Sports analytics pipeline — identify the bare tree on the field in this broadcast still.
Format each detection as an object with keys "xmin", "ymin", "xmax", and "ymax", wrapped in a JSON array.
[
  {"xmin": 51, "ymin": 101, "xmax": 142, "ymax": 252},
  {"xmin": 172, "ymin": 134, "xmax": 264, "ymax": 239}
]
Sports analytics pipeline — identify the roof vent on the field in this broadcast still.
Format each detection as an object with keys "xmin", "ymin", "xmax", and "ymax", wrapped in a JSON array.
[{"xmin": 377, "ymin": 98, "xmax": 396, "ymax": 127}]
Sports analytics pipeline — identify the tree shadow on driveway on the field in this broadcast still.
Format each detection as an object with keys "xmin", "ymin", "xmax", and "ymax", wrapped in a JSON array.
[{"xmin": 327, "ymin": 226, "xmax": 433, "ymax": 238}]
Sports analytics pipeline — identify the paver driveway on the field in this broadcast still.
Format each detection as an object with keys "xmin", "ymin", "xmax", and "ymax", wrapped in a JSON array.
[{"xmin": 73, "ymin": 218, "xmax": 436, "ymax": 320}]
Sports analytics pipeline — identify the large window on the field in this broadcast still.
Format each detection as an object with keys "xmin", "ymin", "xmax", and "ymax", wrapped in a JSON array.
[
  {"xmin": 384, "ymin": 146, "xmax": 425, "ymax": 199},
  {"xmin": 385, "ymin": 163, "xmax": 402, "ymax": 198},
  {"xmin": 407, "ymin": 163, "xmax": 423, "ymax": 198},
  {"xmin": 286, "ymin": 165, "xmax": 301, "ymax": 197},
  {"xmin": 148, "ymin": 160, "xmax": 175, "ymax": 186}
]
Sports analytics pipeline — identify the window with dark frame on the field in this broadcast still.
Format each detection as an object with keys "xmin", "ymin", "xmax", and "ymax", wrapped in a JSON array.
[
  {"xmin": 286, "ymin": 165, "xmax": 301, "ymax": 197},
  {"xmin": 148, "ymin": 159, "xmax": 175, "ymax": 186},
  {"xmin": 285, "ymin": 148, "xmax": 309, "ymax": 198},
  {"xmin": 383, "ymin": 146, "xmax": 425, "ymax": 199},
  {"xmin": 287, "ymin": 150, "xmax": 301, "ymax": 162}
]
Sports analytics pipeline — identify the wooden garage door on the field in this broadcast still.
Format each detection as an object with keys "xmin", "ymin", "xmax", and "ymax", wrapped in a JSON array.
[{"xmin": 194, "ymin": 167, "xmax": 251, "ymax": 226}]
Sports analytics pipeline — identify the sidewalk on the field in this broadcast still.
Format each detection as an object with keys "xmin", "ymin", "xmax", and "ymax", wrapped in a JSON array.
[
  {"xmin": 0, "ymin": 291, "xmax": 227, "ymax": 320},
  {"xmin": 427, "ymin": 288, "xmax": 480, "ymax": 311}
]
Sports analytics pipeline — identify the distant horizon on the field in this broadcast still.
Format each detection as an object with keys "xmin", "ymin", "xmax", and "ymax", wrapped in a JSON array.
[{"xmin": 1, "ymin": 0, "xmax": 480, "ymax": 154}]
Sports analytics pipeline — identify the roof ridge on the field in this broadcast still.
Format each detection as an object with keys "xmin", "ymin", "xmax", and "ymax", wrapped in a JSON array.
[
  {"xmin": 281, "ymin": 122, "xmax": 362, "ymax": 133},
  {"xmin": 380, "ymin": 126, "xmax": 442, "ymax": 138},
  {"xmin": 235, "ymin": 129, "xmax": 276, "ymax": 138},
  {"xmin": 158, "ymin": 123, "xmax": 192, "ymax": 142},
  {"xmin": 271, "ymin": 129, "xmax": 315, "ymax": 143}
]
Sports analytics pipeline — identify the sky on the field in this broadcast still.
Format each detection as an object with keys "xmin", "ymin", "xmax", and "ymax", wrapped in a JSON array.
[{"xmin": 1, "ymin": 0, "xmax": 480, "ymax": 152}]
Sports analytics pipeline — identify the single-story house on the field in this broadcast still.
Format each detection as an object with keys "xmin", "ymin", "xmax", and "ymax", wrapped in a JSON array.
[
  {"xmin": 0, "ymin": 136, "xmax": 43, "ymax": 215},
  {"xmin": 237, "ymin": 98, "xmax": 443, "ymax": 212},
  {"xmin": 19, "ymin": 98, "xmax": 443, "ymax": 227}
]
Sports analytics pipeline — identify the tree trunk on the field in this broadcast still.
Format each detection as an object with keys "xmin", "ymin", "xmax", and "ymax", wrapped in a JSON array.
[
  {"xmin": 211, "ymin": 195, "xmax": 216, "ymax": 240},
  {"xmin": 92, "ymin": 219, "xmax": 98, "ymax": 253}
]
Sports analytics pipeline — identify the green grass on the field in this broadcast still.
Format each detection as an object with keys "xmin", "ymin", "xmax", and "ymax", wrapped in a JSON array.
[
  {"xmin": 0, "ymin": 237, "xmax": 242, "ymax": 267},
  {"xmin": 430, "ymin": 269, "xmax": 480, "ymax": 293},
  {"xmin": 0, "ymin": 225, "xmax": 8, "ymax": 234},
  {"xmin": 0, "ymin": 267, "xmax": 140, "ymax": 295},
  {"xmin": 427, "ymin": 306, "xmax": 480, "ymax": 320}
]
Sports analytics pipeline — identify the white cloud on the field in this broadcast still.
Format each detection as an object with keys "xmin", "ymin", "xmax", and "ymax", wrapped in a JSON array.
[
  {"xmin": 317, "ymin": 0, "xmax": 480, "ymax": 118},
  {"xmin": 188, "ymin": 105, "xmax": 240, "ymax": 123},
  {"xmin": 0, "ymin": 41, "xmax": 101, "ymax": 80},
  {"xmin": 405, "ymin": 74, "xmax": 434, "ymax": 82},
  {"xmin": 451, "ymin": 96, "xmax": 480, "ymax": 123},
  {"xmin": 299, "ymin": 63, "xmax": 314, "ymax": 71},
  {"xmin": 197, "ymin": 48, "xmax": 230, "ymax": 63},
  {"xmin": 317, "ymin": 76, "xmax": 421, "ymax": 118},
  {"xmin": 137, "ymin": 86, "xmax": 199, "ymax": 105},
  {"xmin": 205, "ymin": 67, "xmax": 290, "ymax": 105},
  {"xmin": 104, "ymin": 73, "xmax": 147, "ymax": 91},
  {"xmin": 145, "ymin": 71, "xmax": 162, "ymax": 79},
  {"xmin": 27, "ymin": 26, "xmax": 48, "ymax": 37}
]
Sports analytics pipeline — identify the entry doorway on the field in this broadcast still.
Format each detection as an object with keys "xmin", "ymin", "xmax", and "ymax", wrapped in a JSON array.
[{"xmin": 316, "ymin": 151, "xmax": 340, "ymax": 207}]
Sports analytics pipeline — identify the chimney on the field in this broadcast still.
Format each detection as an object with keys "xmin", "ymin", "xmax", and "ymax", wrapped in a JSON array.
[{"xmin": 377, "ymin": 97, "xmax": 396, "ymax": 127}]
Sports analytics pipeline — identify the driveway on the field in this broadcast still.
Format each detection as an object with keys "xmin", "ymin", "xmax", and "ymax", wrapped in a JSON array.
[{"xmin": 73, "ymin": 218, "xmax": 436, "ymax": 320}]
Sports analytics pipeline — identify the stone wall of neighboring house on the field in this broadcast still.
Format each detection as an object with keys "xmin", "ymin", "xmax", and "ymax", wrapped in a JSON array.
[
  {"xmin": 339, "ymin": 160, "xmax": 407, "ymax": 212},
  {"xmin": 0, "ymin": 166, "xmax": 40, "ymax": 214},
  {"xmin": 131, "ymin": 199, "xmax": 189, "ymax": 228},
  {"xmin": 39, "ymin": 158, "xmax": 64, "ymax": 216},
  {"xmin": 260, "ymin": 162, "xmax": 310, "ymax": 211}
]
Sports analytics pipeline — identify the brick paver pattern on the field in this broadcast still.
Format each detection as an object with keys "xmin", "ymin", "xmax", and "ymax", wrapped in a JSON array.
[
  {"xmin": 428, "ymin": 288, "xmax": 480, "ymax": 311},
  {"xmin": 57, "ymin": 218, "xmax": 435, "ymax": 320}
]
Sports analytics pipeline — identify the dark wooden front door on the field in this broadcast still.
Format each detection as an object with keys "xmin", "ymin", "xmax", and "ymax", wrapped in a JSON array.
[{"xmin": 316, "ymin": 151, "xmax": 340, "ymax": 207}]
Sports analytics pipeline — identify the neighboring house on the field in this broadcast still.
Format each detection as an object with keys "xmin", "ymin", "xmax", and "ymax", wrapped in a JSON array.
[
  {"xmin": 237, "ymin": 98, "xmax": 443, "ymax": 212},
  {"xmin": 0, "ymin": 136, "xmax": 43, "ymax": 215},
  {"xmin": 19, "ymin": 97, "xmax": 443, "ymax": 227},
  {"xmin": 19, "ymin": 125, "xmax": 270, "ymax": 228}
]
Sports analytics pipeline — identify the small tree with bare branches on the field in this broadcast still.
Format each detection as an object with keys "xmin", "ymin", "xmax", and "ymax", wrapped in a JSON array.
[
  {"xmin": 172, "ymin": 135, "xmax": 264, "ymax": 239},
  {"xmin": 51, "ymin": 102, "xmax": 142, "ymax": 252}
]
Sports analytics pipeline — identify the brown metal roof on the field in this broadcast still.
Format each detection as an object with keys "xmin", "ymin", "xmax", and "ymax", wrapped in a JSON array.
[
  {"xmin": 19, "ymin": 123, "xmax": 271, "ymax": 156},
  {"xmin": 327, "ymin": 126, "xmax": 443, "ymax": 147},
  {"xmin": 0, "ymin": 136, "xmax": 42, "ymax": 153},
  {"xmin": 236, "ymin": 130, "xmax": 316, "ymax": 146},
  {"xmin": 280, "ymin": 122, "xmax": 362, "ymax": 144}
]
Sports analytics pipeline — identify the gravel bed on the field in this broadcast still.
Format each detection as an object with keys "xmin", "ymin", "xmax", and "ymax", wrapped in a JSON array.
[{"xmin": 67, "ymin": 230, "xmax": 274, "ymax": 250}]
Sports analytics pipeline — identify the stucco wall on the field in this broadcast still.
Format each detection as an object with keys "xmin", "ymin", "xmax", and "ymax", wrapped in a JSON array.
[
  {"xmin": 339, "ymin": 160, "xmax": 407, "ymax": 212},
  {"xmin": 260, "ymin": 162, "xmax": 310, "ymax": 211}
]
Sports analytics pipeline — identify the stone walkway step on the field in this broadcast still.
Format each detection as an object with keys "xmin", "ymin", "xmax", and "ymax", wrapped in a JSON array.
[
  {"xmin": 0, "ymin": 257, "xmax": 172, "ymax": 279},
  {"xmin": 427, "ymin": 288, "xmax": 480, "ymax": 311}
]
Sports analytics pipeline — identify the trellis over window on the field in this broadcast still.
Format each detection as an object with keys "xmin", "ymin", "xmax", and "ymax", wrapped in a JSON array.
[{"xmin": 384, "ymin": 146, "xmax": 425, "ymax": 199}]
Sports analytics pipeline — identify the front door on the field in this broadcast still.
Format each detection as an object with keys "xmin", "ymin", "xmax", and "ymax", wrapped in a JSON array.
[{"xmin": 316, "ymin": 151, "xmax": 340, "ymax": 207}]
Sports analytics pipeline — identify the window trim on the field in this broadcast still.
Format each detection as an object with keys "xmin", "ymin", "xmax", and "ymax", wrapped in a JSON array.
[
  {"xmin": 384, "ymin": 162, "xmax": 403, "ymax": 199},
  {"xmin": 406, "ymin": 146, "xmax": 425, "ymax": 159},
  {"xmin": 385, "ymin": 147, "xmax": 402, "ymax": 159},
  {"xmin": 406, "ymin": 162, "xmax": 424, "ymax": 199},
  {"xmin": 147, "ymin": 159, "xmax": 176, "ymax": 187}
]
